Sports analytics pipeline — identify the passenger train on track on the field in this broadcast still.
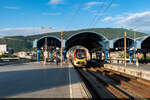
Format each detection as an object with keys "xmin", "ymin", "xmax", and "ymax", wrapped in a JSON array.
[{"xmin": 73, "ymin": 49, "xmax": 87, "ymax": 66}]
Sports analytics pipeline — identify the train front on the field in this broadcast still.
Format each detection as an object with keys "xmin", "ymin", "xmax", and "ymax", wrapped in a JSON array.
[{"xmin": 74, "ymin": 49, "xmax": 87, "ymax": 66}]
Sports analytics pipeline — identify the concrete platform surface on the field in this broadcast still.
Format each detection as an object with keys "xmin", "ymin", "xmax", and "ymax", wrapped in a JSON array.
[
  {"xmin": 111, "ymin": 63, "xmax": 150, "ymax": 71},
  {"xmin": 104, "ymin": 63, "xmax": 150, "ymax": 80},
  {"xmin": 0, "ymin": 63, "xmax": 89, "ymax": 98}
]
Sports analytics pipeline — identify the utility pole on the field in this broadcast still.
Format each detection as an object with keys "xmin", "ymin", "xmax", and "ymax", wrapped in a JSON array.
[
  {"xmin": 124, "ymin": 32, "xmax": 127, "ymax": 66},
  {"xmin": 61, "ymin": 31, "xmax": 63, "ymax": 67}
]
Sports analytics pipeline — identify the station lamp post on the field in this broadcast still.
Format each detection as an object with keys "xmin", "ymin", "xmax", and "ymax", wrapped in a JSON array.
[
  {"xmin": 60, "ymin": 31, "xmax": 64, "ymax": 67},
  {"xmin": 41, "ymin": 26, "xmax": 53, "ymax": 64},
  {"xmin": 130, "ymin": 28, "xmax": 139, "ymax": 67},
  {"xmin": 133, "ymin": 28, "xmax": 139, "ymax": 67}
]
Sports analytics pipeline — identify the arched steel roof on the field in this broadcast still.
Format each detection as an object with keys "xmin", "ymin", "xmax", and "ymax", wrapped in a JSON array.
[
  {"xmin": 112, "ymin": 37, "xmax": 134, "ymax": 43},
  {"xmin": 136, "ymin": 35, "xmax": 150, "ymax": 42},
  {"xmin": 37, "ymin": 35, "xmax": 61, "ymax": 42},
  {"xmin": 66, "ymin": 31, "xmax": 108, "ymax": 42},
  {"xmin": 135, "ymin": 35, "xmax": 150, "ymax": 49},
  {"xmin": 37, "ymin": 35, "xmax": 61, "ymax": 49},
  {"xmin": 140, "ymin": 35, "xmax": 150, "ymax": 50},
  {"xmin": 33, "ymin": 30, "xmax": 150, "ymax": 52},
  {"xmin": 65, "ymin": 31, "xmax": 108, "ymax": 51},
  {"xmin": 110, "ymin": 37, "xmax": 134, "ymax": 49}
]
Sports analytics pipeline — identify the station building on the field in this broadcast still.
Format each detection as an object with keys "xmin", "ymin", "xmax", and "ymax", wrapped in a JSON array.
[{"xmin": 33, "ymin": 28, "xmax": 150, "ymax": 63}]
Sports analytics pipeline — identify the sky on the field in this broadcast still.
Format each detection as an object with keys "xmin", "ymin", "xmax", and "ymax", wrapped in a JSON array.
[{"xmin": 0, "ymin": 0, "xmax": 150, "ymax": 36}]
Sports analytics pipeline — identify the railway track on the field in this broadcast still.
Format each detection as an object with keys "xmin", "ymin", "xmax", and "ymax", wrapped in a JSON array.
[
  {"xmin": 75, "ymin": 65, "xmax": 150, "ymax": 99},
  {"xmin": 95, "ymin": 67, "xmax": 150, "ymax": 98}
]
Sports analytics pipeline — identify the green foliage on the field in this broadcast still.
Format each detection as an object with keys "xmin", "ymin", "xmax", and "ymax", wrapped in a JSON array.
[
  {"xmin": 0, "ymin": 54, "xmax": 17, "ymax": 58},
  {"xmin": 126, "ymin": 53, "xmax": 130, "ymax": 58},
  {"xmin": 119, "ymin": 53, "xmax": 130, "ymax": 58},
  {"xmin": 139, "ymin": 56, "xmax": 150, "ymax": 60},
  {"xmin": 0, "ymin": 28, "xmax": 147, "ymax": 53},
  {"xmin": 119, "ymin": 53, "xmax": 124, "ymax": 58}
]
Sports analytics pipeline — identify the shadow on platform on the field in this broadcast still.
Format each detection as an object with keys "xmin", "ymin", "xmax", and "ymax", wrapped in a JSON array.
[{"xmin": 0, "ymin": 66, "xmax": 79, "ymax": 98}]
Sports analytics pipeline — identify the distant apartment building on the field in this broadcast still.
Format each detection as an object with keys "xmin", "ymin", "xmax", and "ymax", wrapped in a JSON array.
[
  {"xmin": 0, "ymin": 44, "xmax": 7, "ymax": 55},
  {"xmin": 15, "ymin": 51, "xmax": 35, "ymax": 59},
  {"xmin": 0, "ymin": 44, "xmax": 14, "ymax": 55}
]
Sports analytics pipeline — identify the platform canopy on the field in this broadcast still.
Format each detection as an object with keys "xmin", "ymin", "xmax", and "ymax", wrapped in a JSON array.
[
  {"xmin": 110, "ymin": 37, "xmax": 134, "ymax": 50},
  {"xmin": 141, "ymin": 36, "xmax": 150, "ymax": 50},
  {"xmin": 36, "ymin": 36, "xmax": 61, "ymax": 50},
  {"xmin": 135, "ymin": 36, "xmax": 150, "ymax": 51},
  {"xmin": 135, "ymin": 35, "xmax": 150, "ymax": 52},
  {"xmin": 65, "ymin": 31, "xmax": 108, "ymax": 52}
]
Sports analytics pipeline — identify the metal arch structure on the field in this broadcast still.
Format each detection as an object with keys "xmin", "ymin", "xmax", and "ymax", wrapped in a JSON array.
[
  {"xmin": 109, "ymin": 37, "xmax": 134, "ymax": 50},
  {"xmin": 66, "ymin": 31, "xmax": 109, "ymax": 42},
  {"xmin": 136, "ymin": 35, "xmax": 150, "ymax": 50},
  {"xmin": 33, "ymin": 30, "xmax": 150, "ymax": 63},
  {"xmin": 65, "ymin": 31, "xmax": 109, "ymax": 51},
  {"xmin": 64, "ymin": 31, "xmax": 110, "ymax": 63},
  {"xmin": 108, "ymin": 37, "xmax": 135, "ymax": 63},
  {"xmin": 33, "ymin": 36, "xmax": 61, "ymax": 63},
  {"xmin": 33, "ymin": 35, "xmax": 61, "ymax": 49},
  {"xmin": 135, "ymin": 35, "xmax": 150, "ymax": 63},
  {"xmin": 37, "ymin": 35, "xmax": 61, "ymax": 43}
]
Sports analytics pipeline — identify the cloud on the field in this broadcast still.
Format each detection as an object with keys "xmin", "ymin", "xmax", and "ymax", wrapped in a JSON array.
[
  {"xmin": 0, "ymin": 27, "xmax": 62, "ymax": 36},
  {"xmin": 103, "ymin": 17, "xmax": 113, "ymax": 21},
  {"xmin": 111, "ymin": 4, "xmax": 119, "ymax": 7},
  {"xmin": 4, "ymin": 6, "xmax": 19, "ymax": 10},
  {"xmin": 48, "ymin": 0, "xmax": 64, "ymax": 5},
  {"xmin": 85, "ymin": 1, "xmax": 104, "ymax": 9},
  {"xmin": 102, "ymin": 11, "xmax": 150, "ymax": 33},
  {"xmin": 84, "ymin": 1, "xmax": 119, "ymax": 10},
  {"xmin": 118, "ymin": 11, "xmax": 150, "ymax": 27},
  {"xmin": 43, "ymin": 12, "xmax": 61, "ymax": 16},
  {"xmin": 102, "ymin": 15, "xmax": 124, "ymax": 22}
]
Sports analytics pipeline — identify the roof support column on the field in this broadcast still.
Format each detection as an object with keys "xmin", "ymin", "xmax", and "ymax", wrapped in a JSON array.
[
  {"xmin": 37, "ymin": 49, "xmax": 41, "ymax": 63},
  {"xmin": 129, "ymin": 50, "xmax": 134, "ymax": 63},
  {"xmin": 63, "ymin": 40, "xmax": 66, "ymax": 62},
  {"xmin": 104, "ymin": 49, "xmax": 109, "ymax": 63}
]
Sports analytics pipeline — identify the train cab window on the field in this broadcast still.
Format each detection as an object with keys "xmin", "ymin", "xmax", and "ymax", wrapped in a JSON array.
[{"xmin": 76, "ymin": 49, "xmax": 86, "ymax": 59}]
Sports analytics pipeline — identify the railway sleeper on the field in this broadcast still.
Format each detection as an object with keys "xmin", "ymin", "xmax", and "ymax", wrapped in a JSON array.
[
  {"xmin": 98, "ymin": 67, "xmax": 150, "ymax": 93},
  {"xmin": 106, "ymin": 73, "xmax": 150, "ymax": 98},
  {"xmin": 90, "ymin": 68, "xmax": 148, "ymax": 98},
  {"xmin": 77, "ymin": 68, "xmax": 115, "ymax": 99},
  {"xmin": 87, "ymin": 69, "xmax": 130, "ymax": 99}
]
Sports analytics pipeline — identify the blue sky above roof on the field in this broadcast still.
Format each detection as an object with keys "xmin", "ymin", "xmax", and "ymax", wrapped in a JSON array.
[{"xmin": 0, "ymin": 0, "xmax": 150, "ymax": 36}]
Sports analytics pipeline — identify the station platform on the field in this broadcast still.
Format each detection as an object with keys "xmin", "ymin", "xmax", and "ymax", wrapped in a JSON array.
[
  {"xmin": 68, "ymin": 63, "xmax": 91, "ymax": 98},
  {"xmin": 0, "ymin": 62, "xmax": 90, "ymax": 98},
  {"xmin": 104, "ymin": 63, "xmax": 150, "ymax": 80}
]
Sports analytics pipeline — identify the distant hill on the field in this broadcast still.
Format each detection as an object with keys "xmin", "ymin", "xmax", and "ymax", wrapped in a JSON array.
[{"xmin": 0, "ymin": 28, "xmax": 147, "ymax": 52}]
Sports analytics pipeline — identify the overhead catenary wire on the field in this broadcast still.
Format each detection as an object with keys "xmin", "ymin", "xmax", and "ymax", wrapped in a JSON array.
[
  {"xmin": 88, "ymin": 0, "xmax": 107, "ymax": 27},
  {"xmin": 63, "ymin": 0, "xmax": 85, "ymax": 38},
  {"xmin": 65, "ymin": 0, "xmax": 84, "ymax": 30},
  {"xmin": 91, "ymin": 0, "xmax": 114, "ymax": 27},
  {"xmin": 63, "ymin": 0, "xmax": 114, "ymax": 38}
]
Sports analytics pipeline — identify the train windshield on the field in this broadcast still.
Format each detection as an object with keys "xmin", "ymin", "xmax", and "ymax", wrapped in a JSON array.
[{"xmin": 76, "ymin": 49, "xmax": 85, "ymax": 59}]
